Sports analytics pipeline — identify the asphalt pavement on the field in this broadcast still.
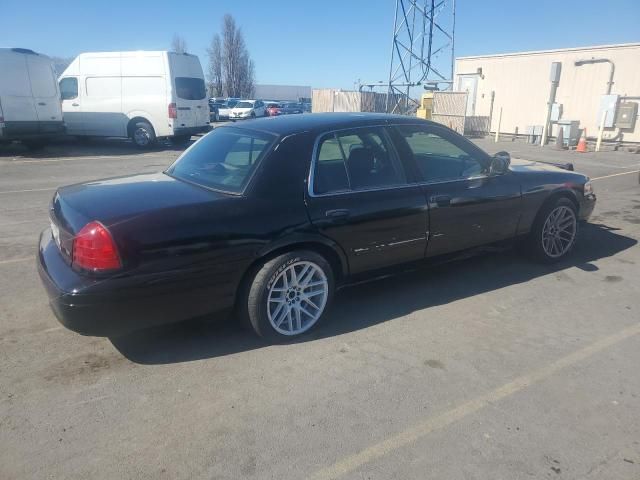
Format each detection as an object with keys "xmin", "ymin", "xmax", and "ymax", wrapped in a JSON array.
[{"xmin": 1, "ymin": 135, "xmax": 639, "ymax": 479}]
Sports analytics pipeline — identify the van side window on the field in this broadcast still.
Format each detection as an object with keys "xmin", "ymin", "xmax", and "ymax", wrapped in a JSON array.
[{"xmin": 59, "ymin": 78, "xmax": 78, "ymax": 100}]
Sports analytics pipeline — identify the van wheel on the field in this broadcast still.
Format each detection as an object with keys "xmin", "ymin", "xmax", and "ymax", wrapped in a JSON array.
[
  {"xmin": 131, "ymin": 121, "xmax": 156, "ymax": 149},
  {"xmin": 240, "ymin": 250, "xmax": 334, "ymax": 341},
  {"xmin": 171, "ymin": 135, "xmax": 191, "ymax": 146}
]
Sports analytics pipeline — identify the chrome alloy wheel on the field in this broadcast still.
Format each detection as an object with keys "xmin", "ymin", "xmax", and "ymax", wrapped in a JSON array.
[
  {"xmin": 541, "ymin": 205, "xmax": 577, "ymax": 258},
  {"xmin": 133, "ymin": 127, "xmax": 151, "ymax": 146},
  {"xmin": 267, "ymin": 261, "xmax": 328, "ymax": 336}
]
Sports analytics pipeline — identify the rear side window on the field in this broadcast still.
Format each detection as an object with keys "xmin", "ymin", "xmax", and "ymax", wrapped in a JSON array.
[
  {"xmin": 175, "ymin": 77, "xmax": 206, "ymax": 100},
  {"xmin": 313, "ymin": 128, "xmax": 406, "ymax": 194},
  {"xmin": 59, "ymin": 78, "xmax": 78, "ymax": 100},
  {"xmin": 167, "ymin": 127, "xmax": 275, "ymax": 193}
]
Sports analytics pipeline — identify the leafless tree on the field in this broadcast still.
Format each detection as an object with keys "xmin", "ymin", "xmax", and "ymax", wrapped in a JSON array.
[
  {"xmin": 219, "ymin": 14, "xmax": 255, "ymax": 98},
  {"xmin": 171, "ymin": 34, "xmax": 188, "ymax": 54},
  {"xmin": 206, "ymin": 35, "xmax": 223, "ymax": 97}
]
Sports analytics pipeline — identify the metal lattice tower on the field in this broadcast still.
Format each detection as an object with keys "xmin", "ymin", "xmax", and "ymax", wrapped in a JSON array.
[{"xmin": 383, "ymin": 0, "xmax": 456, "ymax": 114}]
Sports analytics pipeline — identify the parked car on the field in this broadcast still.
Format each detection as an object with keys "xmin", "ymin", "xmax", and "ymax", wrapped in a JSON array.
[
  {"xmin": 217, "ymin": 98, "xmax": 240, "ymax": 119},
  {"xmin": 229, "ymin": 99, "xmax": 267, "ymax": 119},
  {"xmin": 38, "ymin": 113, "xmax": 596, "ymax": 340},
  {"xmin": 208, "ymin": 99, "xmax": 226, "ymax": 122},
  {"xmin": 0, "ymin": 48, "xmax": 65, "ymax": 148},
  {"xmin": 58, "ymin": 51, "xmax": 210, "ymax": 148},
  {"xmin": 266, "ymin": 102, "xmax": 283, "ymax": 116},
  {"xmin": 280, "ymin": 102, "xmax": 305, "ymax": 115}
]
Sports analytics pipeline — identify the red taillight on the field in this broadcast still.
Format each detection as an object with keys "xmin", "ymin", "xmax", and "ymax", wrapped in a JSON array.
[
  {"xmin": 168, "ymin": 103, "xmax": 177, "ymax": 119},
  {"xmin": 72, "ymin": 221, "xmax": 121, "ymax": 271}
]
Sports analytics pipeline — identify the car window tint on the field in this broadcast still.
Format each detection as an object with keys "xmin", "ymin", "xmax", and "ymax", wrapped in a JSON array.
[
  {"xmin": 315, "ymin": 135, "xmax": 350, "ymax": 194},
  {"xmin": 396, "ymin": 126, "xmax": 485, "ymax": 182},
  {"xmin": 314, "ymin": 128, "xmax": 406, "ymax": 194},
  {"xmin": 168, "ymin": 127, "xmax": 275, "ymax": 193},
  {"xmin": 339, "ymin": 129, "xmax": 405, "ymax": 190},
  {"xmin": 175, "ymin": 77, "xmax": 206, "ymax": 100}
]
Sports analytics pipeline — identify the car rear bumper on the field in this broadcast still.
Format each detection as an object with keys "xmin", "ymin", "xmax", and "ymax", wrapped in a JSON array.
[
  {"xmin": 172, "ymin": 125, "xmax": 211, "ymax": 137},
  {"xmin": 37, "ymin": 229, "xmax": 228, "ymax": 337}
]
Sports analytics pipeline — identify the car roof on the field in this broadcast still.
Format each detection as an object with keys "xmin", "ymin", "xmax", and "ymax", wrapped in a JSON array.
[{"xmin": 225, "ymin": 112, "xmax": 436, "ymax": 136}]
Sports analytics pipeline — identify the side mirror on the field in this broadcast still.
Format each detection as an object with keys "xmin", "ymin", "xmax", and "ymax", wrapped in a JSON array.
[{"xmin": 490, "ymin": 151, "xmax": 510, "ymax": 175}]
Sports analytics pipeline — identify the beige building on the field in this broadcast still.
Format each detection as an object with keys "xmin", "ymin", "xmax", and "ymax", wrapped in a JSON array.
[{"xmin": 454, "ymin": 43, "xmax": 640, "ymax": 144}]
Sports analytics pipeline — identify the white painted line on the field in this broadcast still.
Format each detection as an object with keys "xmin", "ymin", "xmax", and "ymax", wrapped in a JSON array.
[
  {"xmin": 307, "ymin": 322, "xmax": 640, "ymax": 480},
  {"xmin": 0, "ymin": 187, "xmax": 56, "ymax": 195},
  {"xmin": 0, "ymin": 257, "xmax": 32, "ymax": 266},
  {"xmin": 592, "ymin": 170, "xmax": 640, "ymax": 181}
]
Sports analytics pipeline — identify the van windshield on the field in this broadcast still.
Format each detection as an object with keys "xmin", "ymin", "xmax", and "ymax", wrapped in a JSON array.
[
  {"xmin": 175, "ymin": 77, "xmax": 206, "ymax": 100},
  {"xmin": 166, "ymin": 127, "xmax": 276, "ymax": 194}
]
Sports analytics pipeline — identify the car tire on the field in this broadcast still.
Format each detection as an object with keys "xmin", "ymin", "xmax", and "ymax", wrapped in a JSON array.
[
  {"xmin": 171, "ymin": 135, "xmax": 191, "ymax": 146},
  {"xmin": 241, "ymin": 250, "xmax": 334, "ymax": 341},
  {"xmin": 527, "ymin": 197, "xmax": 578, "ymax": 263},
  {"xmin": 250, "ymin": 112, "xmax": 256, "ymax": 119},
  {"xmin": 131, "ymin": 121, "xmax": 156, "ymax": 149}
]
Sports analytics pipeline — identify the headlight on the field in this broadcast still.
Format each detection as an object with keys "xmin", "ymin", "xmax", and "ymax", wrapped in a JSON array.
[{"xmin": 584, "ymin": 180, "xmax": 594, "ymax": 196}]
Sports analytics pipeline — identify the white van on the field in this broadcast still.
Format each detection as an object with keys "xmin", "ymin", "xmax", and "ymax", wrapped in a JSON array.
[
  {"xmin": 59, "ymin": 51, "xmax": 210, "ymax": 148},
  {"xmin": 0, "ymin": 48, "xmax": 65, "ymax": 147}
]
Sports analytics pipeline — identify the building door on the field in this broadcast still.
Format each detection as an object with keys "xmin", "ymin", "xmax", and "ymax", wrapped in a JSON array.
[{"xmin": 458, "ymin": 75, "xmax": 478, "ymax": 116}]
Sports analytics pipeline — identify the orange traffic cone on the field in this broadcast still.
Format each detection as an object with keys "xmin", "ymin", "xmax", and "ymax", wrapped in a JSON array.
[{"xmin": 576, "ymin": 129, "xmax": 587, "ymax": 153}]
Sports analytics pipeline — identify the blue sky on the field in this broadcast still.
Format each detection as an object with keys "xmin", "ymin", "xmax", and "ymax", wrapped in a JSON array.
[{"xmin": 2, "ymin": 0, "xmax": 639, "ymax": 89}]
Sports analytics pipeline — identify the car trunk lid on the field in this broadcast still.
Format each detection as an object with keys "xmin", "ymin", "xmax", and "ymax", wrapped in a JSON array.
[{"xmin": 49, "ymin": 172, "xmax": 231, "ymax": 266}]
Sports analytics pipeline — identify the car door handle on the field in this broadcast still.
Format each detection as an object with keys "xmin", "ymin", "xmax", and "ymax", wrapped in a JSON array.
[
  {"xmin": 431, "ymin": 195, "xmax": 451, "ymax": 207},
  {"xmin": 72, "ymin": 103, "xmax": 79, "ymax": 107},
  {"xmin": 38, "ymin": 102, "xmax": 47, "ymax": 106},
  {"xmin": 325, "ymin": 209, "xmax": 350, "ymax": 219}
]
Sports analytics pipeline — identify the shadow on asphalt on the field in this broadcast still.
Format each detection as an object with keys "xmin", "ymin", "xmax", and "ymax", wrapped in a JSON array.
[
  {"xmin": 110, "ymin": 223, "xmax": 637, "ymax": 365},
  {"xmin": 0, "ymin": 137, "xmax": 193, "ymax": 159}
]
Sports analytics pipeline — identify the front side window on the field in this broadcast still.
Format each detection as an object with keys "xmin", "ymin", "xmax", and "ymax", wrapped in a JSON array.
[
  {"xmin": 313, "ymin": 128, "xmax": 406, "ymax": 194},
  {"xmin": 395, "ymin": 126, "xmax": 486, "ymax": 182},
  {"xmin": 175, "ymin": 77, "xmax": 206, "ymax": 100},
  {"xmin": 167, "ymin": 127, "xmax": 275, "ymax": 193},
  {"xmin": 59, "ymin": 77, "xmax": 78, "ymax": 100}
]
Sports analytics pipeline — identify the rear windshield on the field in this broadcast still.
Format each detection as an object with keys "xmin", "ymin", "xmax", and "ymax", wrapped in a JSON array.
[
  {"xmin": 167, "ymin": 127, "xmax": 276, "ymax": 194},
  {"xmin": 175, "ymin": 77, "xmax": 206, "ymax": 100}
]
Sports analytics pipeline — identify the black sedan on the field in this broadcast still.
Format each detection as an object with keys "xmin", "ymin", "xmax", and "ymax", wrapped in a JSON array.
[
  {"xmin": 280, "ymin": 102, "xmax": 305, "ymax": 115},
  {"xmin": 38, "ymin": 113, "xmax": 596, "ymax": 340}
]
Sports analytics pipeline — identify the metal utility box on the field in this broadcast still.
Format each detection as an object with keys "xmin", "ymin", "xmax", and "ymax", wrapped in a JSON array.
[
  {"xmin": 416, "ymin": 92, "xmax": 433, "ymax": 120},
  {"xmin": 597, "ymin": 94, "xmax": 619, "ymax": 128},
  {"xmin": 525, "ymin": 125, "xmax": 543, "ymax": 144},
  {"xmin": 557, "ymin": 120, "xmax": 580, "ymax": 146},
  {"xmin": 550, "ymin": 62, "xmax": 562, "ymax": 83},
  {"xmin": 550, "ymin": 103, "xmax": 563, "ymax": 122},
  {"xmin": 615, "ymin": 102, "xmax": 638, "ymax": 129}
]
